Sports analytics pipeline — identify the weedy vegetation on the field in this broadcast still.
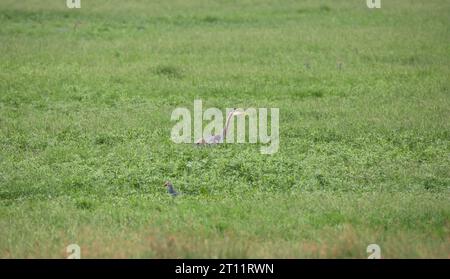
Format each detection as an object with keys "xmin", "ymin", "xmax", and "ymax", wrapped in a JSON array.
[{"xmin": 0, "ymin": 0, "xmax": 449, "ymax": 258}]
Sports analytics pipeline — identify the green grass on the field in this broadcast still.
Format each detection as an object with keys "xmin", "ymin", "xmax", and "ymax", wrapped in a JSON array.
[{"xmin": 0, "ymin": 0, "xmax": 449, "ymax": 258}]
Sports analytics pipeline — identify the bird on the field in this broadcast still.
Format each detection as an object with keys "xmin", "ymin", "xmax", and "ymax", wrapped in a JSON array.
[
  {"xmin": 195, "ymin": 108, "xmax": 246, "ymax": 145},
  {"xmin": 164, "ymin": 181, "xmax": 178, "ymax": 197}
]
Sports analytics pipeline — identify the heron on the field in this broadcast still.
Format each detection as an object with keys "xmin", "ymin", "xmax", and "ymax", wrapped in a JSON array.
[{"xmin": 195, "ymin": 108, "xmax": 246, "ymax": 145}]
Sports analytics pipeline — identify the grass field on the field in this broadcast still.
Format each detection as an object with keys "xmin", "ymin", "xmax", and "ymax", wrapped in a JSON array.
[{"xmin": 0, "ymin": 0, "xmax": 449, "ymax": 258}]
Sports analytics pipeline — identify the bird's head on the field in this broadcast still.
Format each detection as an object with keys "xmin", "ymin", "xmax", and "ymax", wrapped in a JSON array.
[
  {"xmin": 164, "ymin": 181, "xmax": 172, "ymax": 187},
  {"xmin": 230, "ymin": 108, "xmax": 246, "ymax": 116}
]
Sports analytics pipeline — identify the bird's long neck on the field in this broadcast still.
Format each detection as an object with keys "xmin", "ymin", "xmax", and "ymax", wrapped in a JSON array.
[{"xmin": 222, "ymin": 111, "xmax": 235, "ymax": 138}]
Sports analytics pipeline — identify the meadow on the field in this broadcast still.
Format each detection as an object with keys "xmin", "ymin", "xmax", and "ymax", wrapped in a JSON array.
[{"xmin": 0, "ymin": 0, "xmax": 449, "ymax": 258}]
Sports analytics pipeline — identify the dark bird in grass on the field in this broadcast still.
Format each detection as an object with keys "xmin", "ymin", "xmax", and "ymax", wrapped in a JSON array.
[{"xmin": 164, "ymin": 181, "xmax": 178, "ymax": 197}]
